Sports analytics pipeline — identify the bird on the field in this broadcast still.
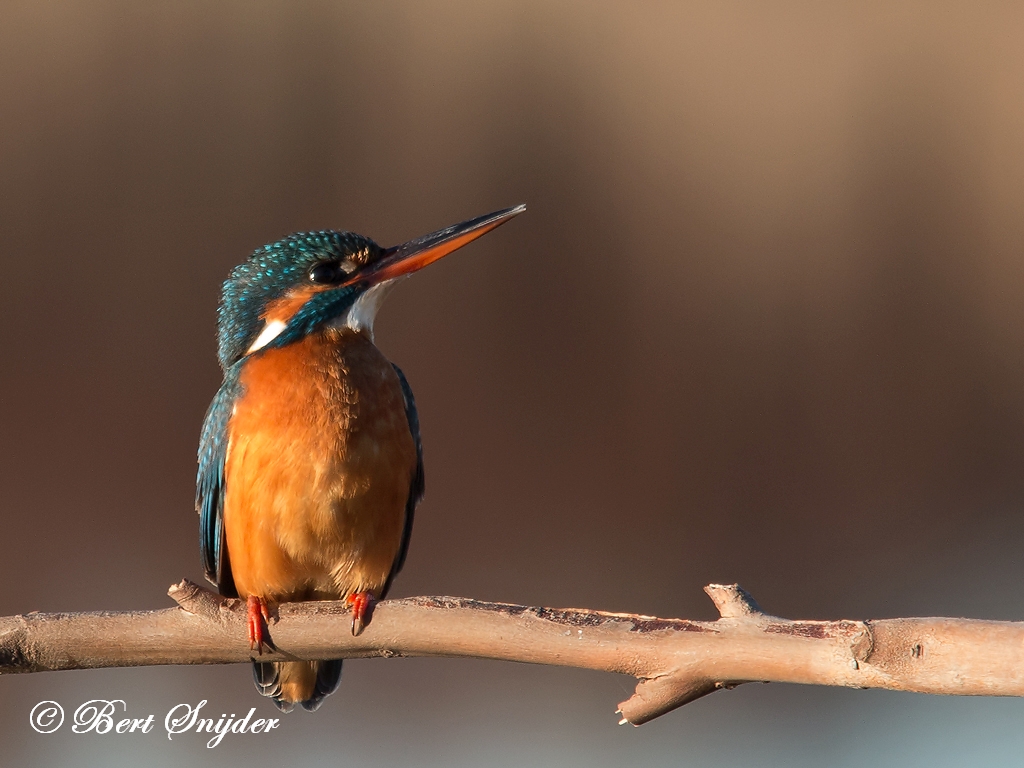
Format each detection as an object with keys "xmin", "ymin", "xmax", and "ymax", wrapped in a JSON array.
[{"xmin": 196, "ymin": 204, "xmax": 525, "ymax": 711}]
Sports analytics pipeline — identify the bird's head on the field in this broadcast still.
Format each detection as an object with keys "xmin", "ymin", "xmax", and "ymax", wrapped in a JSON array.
[{"xmin": 216, "ymin": 205, "xmax": 525, "ymax": 370}]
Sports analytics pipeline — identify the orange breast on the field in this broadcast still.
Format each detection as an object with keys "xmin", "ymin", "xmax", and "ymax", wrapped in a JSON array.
[{"xmin": 222, "ymin": 327, "xmax": 417, "ymax": 602}]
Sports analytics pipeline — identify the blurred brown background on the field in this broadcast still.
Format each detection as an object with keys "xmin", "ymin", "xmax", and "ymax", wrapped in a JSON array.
[{"xmin": 3, "ymin": 1, "xmax": 1024, "ymax": 765}]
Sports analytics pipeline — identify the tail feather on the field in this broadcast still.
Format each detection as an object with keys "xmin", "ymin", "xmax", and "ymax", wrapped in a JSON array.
[
  {"xmin": 302, "ymin": 659, "xmax": 343, "ymax": 711},
  {"xmin": 252, "ymin": 660, "xmax": 343, "ymax": 712}
]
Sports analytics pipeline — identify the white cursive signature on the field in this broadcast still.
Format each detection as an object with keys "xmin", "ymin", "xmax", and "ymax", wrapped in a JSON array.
[{"xmin": 29, "ymin": 699, "xmax": 281, "ymax": 748}]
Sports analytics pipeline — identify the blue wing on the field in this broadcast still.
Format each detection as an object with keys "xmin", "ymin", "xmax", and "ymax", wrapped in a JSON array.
[
  {"xmin": 197, "ymin": 364, "xmax": 243, "ymax": 597},
  {"xmin": 382, "ymin": 363, "xmax": 424, "ymax": 596}
]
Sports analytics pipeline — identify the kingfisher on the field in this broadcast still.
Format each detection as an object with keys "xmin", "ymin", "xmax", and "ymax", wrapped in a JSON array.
[{"xmin": 196, "ymin": 205, "xmax": 525, "ymax": 711}]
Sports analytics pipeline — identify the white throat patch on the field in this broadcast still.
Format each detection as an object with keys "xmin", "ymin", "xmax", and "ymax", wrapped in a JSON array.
[{"xmin": 336, "ymin": 279, "xmax": 401, "ymax": 340}]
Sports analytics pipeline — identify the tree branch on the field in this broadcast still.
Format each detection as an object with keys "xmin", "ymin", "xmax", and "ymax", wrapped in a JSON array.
[{"xmin": 2, "ymin": 580, "xmax": 1023, "ymax": 725}]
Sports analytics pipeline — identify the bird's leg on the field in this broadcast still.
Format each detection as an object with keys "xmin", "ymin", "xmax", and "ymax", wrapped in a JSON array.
[
  {"xmin": 247, "ymin": 595, "xmax": 271, "ymax": 654},
  {"xmin": 346, "ymin": 591, "xmax": 376, "ymax": 636}
]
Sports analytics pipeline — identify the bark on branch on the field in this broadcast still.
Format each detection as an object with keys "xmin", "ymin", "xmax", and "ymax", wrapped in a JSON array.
[{"xmin": 2, "ymin": 580, "xmax": 1023, "ymax": 725}]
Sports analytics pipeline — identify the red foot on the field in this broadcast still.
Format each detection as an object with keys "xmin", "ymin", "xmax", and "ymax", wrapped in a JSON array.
[
  {"xmin": 346, "ymin": 591, "xmax": 376, "ymax": 636},
  {"xmin": 247, "ymin": 595, "xmax": 271, "ymax": 655}
]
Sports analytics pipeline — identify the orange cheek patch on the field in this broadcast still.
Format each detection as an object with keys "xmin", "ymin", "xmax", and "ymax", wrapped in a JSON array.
[{"xmin": 261, "ymin": 285, "xmax": 326, "ymax": 325}]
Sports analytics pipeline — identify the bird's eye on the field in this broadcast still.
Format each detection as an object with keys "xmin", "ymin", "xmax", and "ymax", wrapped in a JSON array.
[{"xmin": 308, "ymin": 261, "xmax": 347, "ymax": 284}]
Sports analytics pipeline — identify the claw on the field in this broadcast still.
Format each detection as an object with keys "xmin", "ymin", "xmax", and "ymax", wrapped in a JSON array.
[
  {"xmin": 247, "ymin": 595, "xmax": 271, "ymax": 654},
  {"xmin": 346, "ymin": 591, "xmax": 375, "ymax": 636}
]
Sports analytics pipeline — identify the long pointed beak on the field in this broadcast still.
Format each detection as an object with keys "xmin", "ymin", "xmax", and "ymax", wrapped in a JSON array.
[{"xmin": 359, "ymin": 204, "xmax": 526, "ymax": 284}]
